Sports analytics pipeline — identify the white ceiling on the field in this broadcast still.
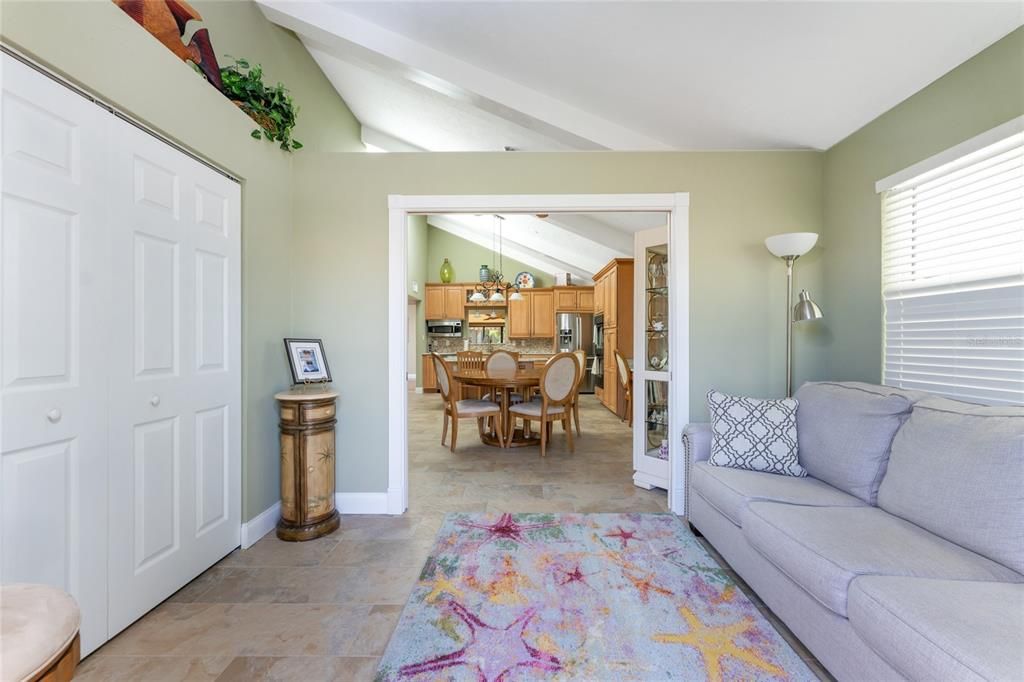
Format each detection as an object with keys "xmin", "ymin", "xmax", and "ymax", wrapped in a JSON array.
[
  {"xmin": 259, "ymin": 1, "xmax": 1022, "ymax": 152},
  {"xmin": 427, "ymin": 212, "xmax": 667, "ymax": 284}
]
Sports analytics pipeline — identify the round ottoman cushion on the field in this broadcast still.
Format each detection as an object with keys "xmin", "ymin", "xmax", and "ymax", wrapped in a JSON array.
[{"xmin": 1, "ymin": 584, "xmax": 80, "ymax": 681}]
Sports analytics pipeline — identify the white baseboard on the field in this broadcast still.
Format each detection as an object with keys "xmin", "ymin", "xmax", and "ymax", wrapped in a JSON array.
[
  {"xmin": 406, "ymin": 372, "xmax": 416, "ymax": 380},
  {"xmin": 335, "ymin": 492, "xmax": 391, "ymax": 514},
  {"xmin": 414, "ymin": 387, "xmax": 424, "ymax": 394},
  {"xmin": 240, "ymin": 501, "xmax": 280, "ymax": 549}
]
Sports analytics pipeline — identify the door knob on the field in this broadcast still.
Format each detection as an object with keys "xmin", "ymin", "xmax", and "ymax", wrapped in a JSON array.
[
  {"xmin": 150, "ymin": 395, "xmax": 161, "ymax": 407},
  {"xmin": 46, "ymin": 408, "xmax": 62, "ymax": 423}
]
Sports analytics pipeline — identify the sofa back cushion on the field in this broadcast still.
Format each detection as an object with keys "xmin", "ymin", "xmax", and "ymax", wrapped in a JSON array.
[
  {"xmin": 877, "ymin": 398, "xmax": 1024, "ymax": 574},
  {"xmin": 795, "ymin": 382, "xmax": 916, "ymax": 503}
]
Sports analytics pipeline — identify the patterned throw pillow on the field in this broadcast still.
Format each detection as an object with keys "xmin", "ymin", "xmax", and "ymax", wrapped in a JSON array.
[{"xmin": 707, "ymin": 390, "xmax": 806, "ymax": 477}]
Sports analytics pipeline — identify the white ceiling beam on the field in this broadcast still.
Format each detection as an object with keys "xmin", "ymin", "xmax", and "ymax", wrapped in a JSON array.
[
  {"xmin": 427, "ymin": 216, "xmax": 594, "ymax": 284},
  {"xmin": 256, "ymin": 0, "xmax": 670, "ymax": 151},
  {"xmin": 540, "ymin": 214, "xmax": 634, "ymax": 255},
  {"xmin": 361, "ymin": 125, "xmax": 425, "ymax": 153}
]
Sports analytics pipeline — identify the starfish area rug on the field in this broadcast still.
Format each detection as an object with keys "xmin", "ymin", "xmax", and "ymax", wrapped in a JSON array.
[{"xmin": 375, "ymin": 512, "xmax": 816, "ymax": 681}]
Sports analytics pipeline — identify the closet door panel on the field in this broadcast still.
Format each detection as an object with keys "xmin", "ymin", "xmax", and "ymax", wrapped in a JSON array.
[
  {"xmin": 0, "ymin": 55, "xmax": 110, "ymax": 655},
  {"xmin": 107, "ymin": 120, "xmax": 240, "ymax": 635}
]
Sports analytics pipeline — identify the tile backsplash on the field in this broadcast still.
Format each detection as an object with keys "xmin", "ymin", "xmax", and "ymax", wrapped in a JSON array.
[{"xmin": 429, "ymin": 337, "xmax": 555, "ymax": 355}]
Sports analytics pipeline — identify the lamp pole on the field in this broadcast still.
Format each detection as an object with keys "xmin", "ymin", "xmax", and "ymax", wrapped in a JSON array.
[{"xmin": 784, "ymin": 255, "xmax": 797, "ymax": 398}]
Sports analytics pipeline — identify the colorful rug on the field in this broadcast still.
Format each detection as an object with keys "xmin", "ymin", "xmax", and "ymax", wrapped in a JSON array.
[{"xmin": 376, "ymin": 513, "xmax": 815, "ymax": 681}]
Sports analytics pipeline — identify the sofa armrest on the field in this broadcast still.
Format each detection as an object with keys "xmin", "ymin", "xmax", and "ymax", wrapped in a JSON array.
[{"xmin": 683, "ymin": 423, "xmax": 712, "ymax": 464}]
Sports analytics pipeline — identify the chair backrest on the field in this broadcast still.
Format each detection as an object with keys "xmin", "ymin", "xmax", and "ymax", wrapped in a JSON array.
[
  {"xmin": 456, "ymin": 351, "xmax": 485, "ymax": 371},
  {"xmin": 614, "ymin": 349, "xmax": 632, "ymax": 390},
  {"xmin": 486, "ymin": 350, "xmax": 519, "ymax": 372},
  {"xmin": 540, "ymin": 352, "xmax": 580, "ymax": 405},
  {"xmin": 572, "ymin": 349, "xmax": 587, "ymax": 389},
  {"xmin": 431, "ymin": 353, "xmax": 453, "ymax": 401}
]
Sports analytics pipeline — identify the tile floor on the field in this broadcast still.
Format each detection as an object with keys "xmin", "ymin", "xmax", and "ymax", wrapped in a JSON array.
[{"xmin": 76, "ymin": 391, "xmax": 832, "ymax": 680}]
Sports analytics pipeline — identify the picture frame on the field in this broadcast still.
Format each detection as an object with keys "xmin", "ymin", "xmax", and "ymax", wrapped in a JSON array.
[{"xmin": 283, "ymin": 338, "xmax": 332, "ymax": 385}]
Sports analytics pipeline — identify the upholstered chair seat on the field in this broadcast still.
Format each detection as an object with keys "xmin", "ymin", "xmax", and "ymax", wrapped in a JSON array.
[
  {"xmin": 0, "ymin": 583, "xmax": 80, "ymax": 682},
  {"xmin": 456, "ymin": 399, "xmax": 505, "ymax": 416},
  {"xmin": 510, "ymin": 400, "xmax": 567, "ymax": 417},
  {"xmin": 507, "ymin": 352, "xmax": 579, "ymax": 457}
]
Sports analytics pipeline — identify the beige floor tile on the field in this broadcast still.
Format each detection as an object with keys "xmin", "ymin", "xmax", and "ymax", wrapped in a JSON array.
[
  {"xmin": 214, "ymin": 656, "xmax": 378, "ymax": 682},
  {"xmin": 75, "ymin": 655, "xmax": 234, "ymax": 681},
  {"xmin": 218, "ymin": 533, "xmax": 341, "ymax": 568}
]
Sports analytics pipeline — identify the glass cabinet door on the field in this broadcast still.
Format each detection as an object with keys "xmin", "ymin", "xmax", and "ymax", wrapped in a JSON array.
[{"xmin": 633, "ymin": 228, "xmax": 671, "ymax": 489}]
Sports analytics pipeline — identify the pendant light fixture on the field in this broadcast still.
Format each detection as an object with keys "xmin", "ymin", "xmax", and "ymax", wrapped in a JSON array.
[{"xmin": 472, "ymin": 215, "xmax": 523, "ymax": 303}]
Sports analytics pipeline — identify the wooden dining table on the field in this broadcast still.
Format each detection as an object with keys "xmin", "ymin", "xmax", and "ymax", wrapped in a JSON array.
[{"xmin": 451, "ymin": 366, "xmax": 542, "ymax": 448}]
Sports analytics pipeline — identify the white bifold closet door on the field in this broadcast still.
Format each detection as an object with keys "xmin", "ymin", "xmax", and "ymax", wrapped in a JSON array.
[{"xmin": 0, "ymin": 54, "xmax": 241, "ymax": 655}]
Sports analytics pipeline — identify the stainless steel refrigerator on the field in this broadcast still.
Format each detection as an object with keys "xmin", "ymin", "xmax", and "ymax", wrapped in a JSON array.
[{"xmin": 556, "ymin": 312, "xmax": 595, "ymax": 393}]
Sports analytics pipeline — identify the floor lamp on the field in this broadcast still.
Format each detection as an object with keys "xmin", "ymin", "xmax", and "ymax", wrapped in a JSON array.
[{"xmin": 765, "ymin": 232, "xmax": 824, "ymax": 397}]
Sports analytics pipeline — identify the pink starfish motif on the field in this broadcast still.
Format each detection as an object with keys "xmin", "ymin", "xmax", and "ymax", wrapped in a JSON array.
[
  {"xmin": 457, "ymin": 513, "xmax": 560, "ymax": 547},
  {"xmin": 558, "ymin": 565, "xmax": 590, "ymax": 586},
  {"xmin": 399, "ymin": 601, "xmax": 561, "ymax": 681},
  {"xmin": 604, "ymin": 526, "xmax": 641, "ymax": 548}
]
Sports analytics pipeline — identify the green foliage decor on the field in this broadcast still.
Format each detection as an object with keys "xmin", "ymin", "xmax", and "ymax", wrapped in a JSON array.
[{"xmin": 219, "ymin": 57, "xmax": 302, "ymax": 151}]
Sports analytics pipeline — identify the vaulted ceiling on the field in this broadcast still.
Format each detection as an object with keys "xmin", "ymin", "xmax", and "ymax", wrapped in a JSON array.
[
  {"xmin": 258, "ymin": 1, "xmax": 1021, "ymax": 152},
  {"xmin": 427, "ymin": 212, "xmax": 667, "ymax": 285}
]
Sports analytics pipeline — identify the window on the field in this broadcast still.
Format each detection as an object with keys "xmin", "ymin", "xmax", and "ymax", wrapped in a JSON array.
[{"xmin": 878, "ymin": 120, "xmax": 1023, "ymax": 405}]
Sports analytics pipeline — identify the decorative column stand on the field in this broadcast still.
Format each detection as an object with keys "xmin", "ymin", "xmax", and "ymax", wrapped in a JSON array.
[{"xmin": 275, "ymin": 386, "xmax": 341, "ymax": 541}]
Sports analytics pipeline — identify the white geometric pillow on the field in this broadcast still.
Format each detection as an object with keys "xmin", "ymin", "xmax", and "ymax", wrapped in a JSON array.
[{"xmin": 707, "ymin": 390, "xmax": 806, "ymax": 477}]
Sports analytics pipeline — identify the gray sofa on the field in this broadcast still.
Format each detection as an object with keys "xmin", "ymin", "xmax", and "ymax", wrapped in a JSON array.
[{"xmin": 684, "ymin": 381, "xmax": 1024, "ymax": 682}]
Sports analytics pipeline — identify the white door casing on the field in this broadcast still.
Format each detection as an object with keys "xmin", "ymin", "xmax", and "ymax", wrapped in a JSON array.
[
  {"xmin": 0, "ymin": 55, "xmax": 112, "ymax": 655},
  {"xmin": 106, "ymin": 121, "xmax": 241, "ymax": 636}
]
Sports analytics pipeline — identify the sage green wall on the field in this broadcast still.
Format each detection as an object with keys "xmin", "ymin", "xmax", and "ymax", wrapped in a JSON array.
[
  {"xmin": 407, "ymin": 216, "xmax": 428, "ymax": 385},
  {"xmin": 822, "ymin": 27, "xmax": 1024, "ymax": 382},
  {"xmin": 1, "ymin": 0, "xmax": 363, "ymax": 520},
  {"xmin": 292, "ymin": 152, "xmax": 825, "ymax": 493},
  {"xmin": 191, "ymin": 0, "xmax": 363, "ymax": 153},
  {"xmin": 426, "ymin": 225, "xmax": 555, "ymax": 288}
]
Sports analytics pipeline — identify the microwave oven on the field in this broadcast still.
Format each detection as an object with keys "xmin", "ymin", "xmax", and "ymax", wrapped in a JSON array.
[{"xmin": 426, "ymin": 320, "xmax": 463, "ymax": 337}]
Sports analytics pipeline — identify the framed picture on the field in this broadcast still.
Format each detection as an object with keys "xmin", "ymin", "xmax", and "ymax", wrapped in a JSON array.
[{"xmin": 284, "ymin": 338, "xmax": 332, "ymax": 384}]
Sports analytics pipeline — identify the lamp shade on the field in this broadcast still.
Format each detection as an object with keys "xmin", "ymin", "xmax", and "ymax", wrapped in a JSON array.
[
  {"xmin": 765, "ymin": 232, "xmax": 818, "ymax": 258},
  {"xmin": 793, "ymin": 289, "xmax": 823, "ymax": 322},
  {"xmin": 508, "ymin": 290, "xmax": 524, "ymax": 301},
  {"xmin": 469, "ymin": 290, "xmax": 486, "ymax": 302}
]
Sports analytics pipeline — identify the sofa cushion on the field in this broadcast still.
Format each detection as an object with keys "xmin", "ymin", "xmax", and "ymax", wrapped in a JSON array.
[
  {"xmin": 848, "ymin": 576, "xmax": 1024, "ymax": 682},
  {"xmin": 794, "ymin": 382, "xmax": 916, "ymax": 503},
  {"xmin": 877, "ymin": 397, "xmax": 1024, "ymax": 574},
  {"xmin": 691, "ymin": 461, "xmax": 866, "ymax": 527},
  {"xmin": 707, "ymin": 390, "xmax": 805, "ymax": 477},
  {"xmin": 741, "ymin": 502, "xmax": 1023, "ymax": 617}
]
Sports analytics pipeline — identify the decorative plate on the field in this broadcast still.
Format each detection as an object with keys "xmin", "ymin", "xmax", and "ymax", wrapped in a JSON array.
[{"xmin": 514, "ymin": 271, "xmax": 535, "ymax": 288}]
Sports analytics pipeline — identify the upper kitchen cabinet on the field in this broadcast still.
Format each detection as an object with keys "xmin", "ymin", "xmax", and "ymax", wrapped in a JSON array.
[
  {"xmin": 509, "ymin": 288, "xmax": 555, "ymax": 338},
  {"xmin": 425, "ymin": 284, "xmax": 465, "ymax": 320},
  {"xmin": 594, "ymin": 259, "xmax": 633, "ymax": 334},
  {"xmin": 554, "ymin": 286, "xmax": 595, "ymax": 312}
]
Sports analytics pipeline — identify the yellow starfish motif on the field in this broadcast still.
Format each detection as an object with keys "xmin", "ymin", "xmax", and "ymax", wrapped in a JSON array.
[
  {"xmin": 422, "ymin": 574, "xmax": 464, "ymax": 604},
  {"xmin": 653, "ymin": 606, "xmax": 784, "ymax": 682}
]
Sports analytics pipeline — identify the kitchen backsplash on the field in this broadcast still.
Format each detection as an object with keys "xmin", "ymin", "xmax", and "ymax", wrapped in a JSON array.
[{"xmin": 428, "ymin": 337, "xmax": 556, "ymax": 355}]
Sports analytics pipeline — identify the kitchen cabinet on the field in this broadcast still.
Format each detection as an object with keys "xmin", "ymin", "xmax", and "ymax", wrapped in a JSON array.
[
  {"xmin": 594, "ymin": 259, "xmax": 634, "ymax": 417},
  {"xmin": 421, "ymin": 354, "xmax": 438, "ymax": 392},
  {"xmin": 531, "ymin": 291, "xmax": 555, "ymax": 337},
  {"xmin": 509, "ymin": 289, "xmax": 555, "ymax": 338},
  {"xmin": 554, "ymin": 287, "xmax": 595, "ymax": 312},
  {"xmin": 425, "ymin": 284, "xmax": 465, "ymax": 320}
]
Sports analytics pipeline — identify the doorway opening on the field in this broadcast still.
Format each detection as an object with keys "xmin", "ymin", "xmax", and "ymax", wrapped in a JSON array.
[{"xmin": 388, "ymin": 195, "xmax": 689, "ymax": 517}]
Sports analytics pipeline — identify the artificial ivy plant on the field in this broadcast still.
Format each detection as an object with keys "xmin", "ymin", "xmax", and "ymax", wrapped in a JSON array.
[{"xmin": 219, "ymin": 57, "xmax": 303, "ymax": 151}]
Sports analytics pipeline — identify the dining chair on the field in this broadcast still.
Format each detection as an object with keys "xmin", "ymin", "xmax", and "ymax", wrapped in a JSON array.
[
  {"xmin": 432, "ymin": 353, "xmax": 505, "ymax": 451},
  {"xmin": 456, "ymin": 350, "xmax": 486, "ymax": 399},
  {"xmin": 509, "ymin": 352, "xmax": 579, "ymax": 457},
  {"xmin": 613, "ymin": 348, "xmax": 633, "ymax": 427},
  {"xmin": 571, "ymin": 348, "xmax": 587, "ymax": 436},
  {"xmin": 484, "ymin": 350, "xmax": 524, "ymax": 405}
]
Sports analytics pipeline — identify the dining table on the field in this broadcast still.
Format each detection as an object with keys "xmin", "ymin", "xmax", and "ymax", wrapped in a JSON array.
[{"xmin": 451, "ymin": 365, "xmax": 542, "ymax": 448}]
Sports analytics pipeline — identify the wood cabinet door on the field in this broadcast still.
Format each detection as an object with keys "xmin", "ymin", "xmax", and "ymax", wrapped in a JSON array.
[
  {"xmin": 555, "ymin": 289, "xmax": 577, "ymax": 310},
  {"xmin": 605, "ymin": 270, "xmax": 618, "ymax": 327},
  {"xmin": 421, "ymin": 355, "xmax": 437, "ymax": 391},
  {"xmin": 594, "ymin": 278, "xmax": 604, "ymax": 313},
  {"xmin": 531, "ymin": 291, "xmax": 555, "ymax": 337},
  {"xmin": 444, "ymin": 286, "xmax": 464, "ymax": 319},
  {"xmin": 509, "ymin": 291, "xmax": 532, "ymax": 337},
  {"xmin": 578, "ymin": 289, "xmax": 595, "ymax": 311},
  {"xmin": 424, "ymin": 286, "xmax": 446, "ymax": 320}
]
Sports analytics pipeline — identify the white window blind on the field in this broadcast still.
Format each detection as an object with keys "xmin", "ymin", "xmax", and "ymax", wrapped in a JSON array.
[{"xmin": 881, "ymin": 128, "xmax": 1024, "ymax": 405}]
